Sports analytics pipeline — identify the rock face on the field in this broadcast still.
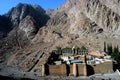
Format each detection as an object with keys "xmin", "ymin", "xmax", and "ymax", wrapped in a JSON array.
[
  {"xmin": 19, "ymin": 15, "xmax": 38, "ymax": 39},
  {"xmin": 46, "ymin": 9, "xmax": 54, "ymax": 17},
  {"xmin": 0, "ymin": 0, "xmax": 119, "ymax": 77},
  {"xmin": 0, "ymin": 3, "xmax": 50, "ymax": 67},
  {"xmin": 50, "ymin": 0, "xmax": 120, "ymax": 37},
  {"xmin": 2, "ymin": 3, "xmax": 50, "ymax": 48},
  {"xmin": 0, "ymin": 15, "xmax": 12, "ymax": 39},
  {"xmin": 5, "ymin": 3, "xmax": 49, "ymax": 27},
  {"xmin": 80, "ymin": 0, "xmax": 120, "ymax": 35}
]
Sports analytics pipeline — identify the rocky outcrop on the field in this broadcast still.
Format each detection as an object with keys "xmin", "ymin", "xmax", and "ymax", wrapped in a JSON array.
[
  {"xmin": 0, "ymin": 3, "xmax": 50, "ymax": 66},
  {"xmin": 0, "ymin": 3, "xmax": 51, "ymax": 49},
  {"xmin": 99, "ymin": 0, "xmax": 120, "ymax": 15},
  {"xmin": 79, "ymin": 0, "xmax": 120, "ymax": 35},
  {"xmin": 47, "ymin": 12, "xmax": 68, "ymax": 26},
  {"xmin": 46, "ymin": 9, "xmax": 54, "ymax": 17},
  {"xmin": 19, "ymin": 16, "xmax": 38, "ymax": 39},
  {"xmin": 5, "ymin": 3, "xmax": 50, "ymax": 27},
  {"xmin": 47, "ymin": 0, "xmax": 120, "ymax": 38}
]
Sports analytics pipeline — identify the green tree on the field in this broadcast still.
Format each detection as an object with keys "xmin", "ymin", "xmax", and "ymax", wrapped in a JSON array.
[
  {"xmin": 62, "ymin": 47, "xmax": 72, "ymax": 53},
  {"xmin": 112, "ymin": 45, "xmax": 120, "ymax": 64},
  {"xmin": 80, "ymin": 46, "xmax": 88, "ymax": 55},
  {"xmin": 107, "ymin": 43, "xmax": 113, "ymax": 55},
  {"xmin": 77, "ymin": 47, "xmax": 81, "ymax": 53},
  {"xmin": 81, "ymin": 46, "xmax": 87, "ymax": 50},
  {"xmin": 56, "ymin": 47, "xmax": 62, "ymax": 54},
  {"xmin": 114, "ymin": 46, "xmax": 119, "ymax": 54},
  {"xmin": 104, "ymin": 42, "xmax": 106, "ymax": 52}
]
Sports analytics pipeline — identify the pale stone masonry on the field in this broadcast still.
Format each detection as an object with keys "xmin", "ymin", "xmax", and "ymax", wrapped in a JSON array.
[{"xmin": 42, "ymin": 61, "xmax": 113, "ymax": 76}]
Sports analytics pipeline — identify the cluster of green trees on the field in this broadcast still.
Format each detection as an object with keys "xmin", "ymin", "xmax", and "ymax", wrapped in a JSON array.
[
  {"xmin": 104, "ymin": 42, "xmax": 120, "ymax": 64},
  {"xmin": 49, "ymin": 46, "xmax": 88, "ymax": 65},
  {"xmin": 55, "ymin": 46, "xmax": 88, "ymax": 55}
]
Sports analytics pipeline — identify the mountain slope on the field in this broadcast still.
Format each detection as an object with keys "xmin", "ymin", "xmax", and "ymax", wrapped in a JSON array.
[
  {"xmin": 0, "ymin": 15, "xmax": 12, "ymax": 39},
  {"xmin": 0, "ymin": 3, "xmax": 50, "ymax": 67},
  {"xmin": 5, "ymin": 3, "xmax": 49, "ymax": 27},
  {"xmin": 32, "ymin": 0, "xmax": 120, "ymax": 51}
]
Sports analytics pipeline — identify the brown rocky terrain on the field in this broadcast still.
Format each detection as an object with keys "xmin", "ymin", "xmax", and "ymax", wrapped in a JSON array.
[{"xmin": 0, "ymin": 0, "xmax": 119, "ymax": 79}]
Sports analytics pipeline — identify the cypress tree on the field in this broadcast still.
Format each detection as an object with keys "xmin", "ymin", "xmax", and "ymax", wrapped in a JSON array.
[
  {"xmin": 109, "ymin": 43, "xmax": 113, "ymax": 55},
  {"xmin": 117, "ymin": 45, "xmax": 119, "ymax": 52},
  {"xmin": 107, "ymin": 43, "xmax": 110, "ymax": 55},
  {"xmin": 107, "ymin": 43, "xmax": 113, "ymax": 55},
  {"xmin": 104, "ymin": 42, "xmax": 106, "ymax": 52},
  {"xmin": 112, "ymin": 45, "xmax": 120, "ymax": 64}
]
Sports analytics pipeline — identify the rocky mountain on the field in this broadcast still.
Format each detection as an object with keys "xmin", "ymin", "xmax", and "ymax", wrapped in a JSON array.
[
  {"xmin": 33, "ymin": 0, "xmax": 120, "ymax": 51},
  {"xmin": 0, "ymin": 3, "xmax": 50, "ymax": 49},
  {"xmin": 49, "ymin": 0, "xmax": 120, "ymax": 36},
  {"xmin": 5, "ymin": 3, "xmax": 49, "ymax": 27},
  {"xmin": 0, "ymin": 0, "xmax": 119, "ymax": 79},
  {"xmin": 0, "ymin": 3, "xmax": 50, "ymax": 67},
  {"xmin": 46, "ymin": 9, "xmax": 54, "ymax": 17}
]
